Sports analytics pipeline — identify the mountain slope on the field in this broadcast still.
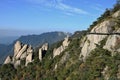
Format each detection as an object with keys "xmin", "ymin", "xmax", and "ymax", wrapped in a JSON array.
[{"xmin": 0, "ymin": 2, "xmax": 120, "ymax": 80}]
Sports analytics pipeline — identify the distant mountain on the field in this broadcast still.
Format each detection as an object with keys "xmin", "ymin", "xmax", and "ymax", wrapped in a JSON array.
[
  {"xmin": 0, "ymin": 31, "xmax": 71, "ymax": 64},
  {"xmin": 15, "ymin": 32, "xmax": 71, "ymax": 47},
  {"xmin": 0, "ymin": 44, "xmax": 14, "ymax": 64},
  {"xmin": 0, "ymin": 36, "xmax": 18, "ymax": 45}
]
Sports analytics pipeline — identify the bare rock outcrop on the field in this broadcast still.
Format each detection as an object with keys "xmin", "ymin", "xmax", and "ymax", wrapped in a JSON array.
[
  {"xmin": 16, "ymin": 44, "xmax": 27, "ymax": 59},
  {"xmin": 80, "ymin": 20, "xmax": 115, "ymax": 59},
  {"xmin": 14, "ymin": 41, "xmax": 22, "ymax": 57},
  {"xmin": 112, "ymin": 10, "xmax": 120, "ymax": 18},
  {"xmin": 53, "ymin": 37, "xmax": 70, "ymax": 58},
  {"xmin": 25, "ymin": 53, "xmax": 33, "ymax": 66},
  {"xmin": 4, "ymin": 56, "xmax": 12, "ymax": 64},
  {"xmin": 4, "ymin": 41, "xmax": 33, "ymax": 67},
  {"xmin": 39, "ymin": 43, "xmax": 48, "ymax": 61},
  {"xmin": 104, "ymin": 29, "xmax": 120, "ymax": 53}
]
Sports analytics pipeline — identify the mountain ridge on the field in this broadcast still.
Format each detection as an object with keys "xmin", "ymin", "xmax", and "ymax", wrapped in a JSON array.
[{"xmin": 0, "ymin": 1, "xmax": 120, "ymax": 80}]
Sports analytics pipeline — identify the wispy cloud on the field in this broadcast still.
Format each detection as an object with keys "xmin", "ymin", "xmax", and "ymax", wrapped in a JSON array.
[
  {"xmin": 26, "ymin": 0, "xmax": 89, "ymax": 15},
  {"xmin": 91, "ymin": 3, "xmax": 104, "ymax": 12},
  {"xmin": 56, "ymin": 3, "xmax": 88, "ymax": 15}
]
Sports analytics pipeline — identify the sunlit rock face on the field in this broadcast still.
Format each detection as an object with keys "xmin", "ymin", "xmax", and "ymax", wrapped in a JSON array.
[
  {"xmin": 53, "ymin": 37, "xmax": 70, "ymax": 58},
  {"xmin": 4, "ymin": 41, "xmax": 34, "ymax": 67},
  {"xmin": 4, "ymin": 56, "xmax": 12, "ymax": 64},
  {"xmin": 80, "ymin": 19, "xmax": 115, "ymax": 59},
  {"xmin": 104, "ymin": 29, "xmax": 120, "ymax": 53}
]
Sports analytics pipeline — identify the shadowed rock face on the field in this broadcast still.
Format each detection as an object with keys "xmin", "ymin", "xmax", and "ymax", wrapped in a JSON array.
[{"xmin": 4, "ymin": 41, "xmax": 33, "ymax": 67}]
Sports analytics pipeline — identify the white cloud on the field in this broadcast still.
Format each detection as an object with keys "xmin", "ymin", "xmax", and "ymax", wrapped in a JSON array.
[
  {"xmin": 91, "ymin": 3, "xmax": 104, "ymax": 12},
  {"xmin": 26, "ymin": 0, "xmax": 89, "ymax": 15},
  {"xmin": 56, "ymin": 3, "xmax": 88, "ymax": 15}
]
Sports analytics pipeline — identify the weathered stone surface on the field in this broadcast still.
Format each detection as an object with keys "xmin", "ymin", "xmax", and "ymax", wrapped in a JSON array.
[
  {"xmin": 104, "ymin": 35, "xmax": 120, "ymax": 51},
  {"xmin": 20, "ymin": 52, "xmax": 27, "ymax": 59},
  {"xmin": 25, "ymin": 53, "xmax": 33, "ymax": 66},
  {"xmin": 39, "ymin": 43, "xmax": 48, "ymax": 61},
  {"xmin": 104, "ymin": 29, "xmax": 120, "ymax": 53},
  {"xmin": 80, "ymin": 20, "xmax": 115, "ymax": 59},
  {"xmin": 16, "ymin": 44, "xmax": 28, "ymax": 59},
  {"xmin": 14, "ymin": 41, "xmax": 22, "ymax": 57},
  {"xmin": 53, "ymin": 37, "xmax": 70, "ymax": 58},
  {"xmin": 39, "ymin": 48, "xmax": 42, "ymax": 61},
  {"xmin": 27, "ymin": 45, "xmax": 33, "ymax": 54},
  {"xmin": 112, "ymin": 10, "xmax": 120, "ymax": 18},
  {"xmin": 41, "ymin": 43, "xmax": 48, "ymax": 51},
  {"xmin": 4, "ymin": 41, "xmax": 34, "ymax": 67},
  {"xmin": 62, "ymin": 37, "xmax": 70, "ymax": 47},
  {"xmin": 53, "ymin": 46, "xmax": 64, "ymax": 58},
  {"xmin": 4, "ymin": 56, "xmax": 12, "ymax": 64}
]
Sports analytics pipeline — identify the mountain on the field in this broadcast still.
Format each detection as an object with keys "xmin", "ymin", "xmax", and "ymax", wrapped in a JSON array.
[
  {"xmin": 0, "ymin": 36, "xmax": 18, "ymax": 45},
  {"xmin": 0, "ymin": 32, "xmax": 71, "ymax": 64},
  {"xmin": 0, "ymin": 2, "xmax": 120, "ymax": 80},
  {"xmin": 15, "ymin": 32, "xmax": 71, "ymax": 47}
]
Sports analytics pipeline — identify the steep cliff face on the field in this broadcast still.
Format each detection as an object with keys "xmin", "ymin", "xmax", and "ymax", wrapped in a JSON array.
[
  {"xmin": 80, "ymin": 10, "xmax": 120, "ymax": 59},
  {"xmin": 104, "ymin": 29, "xmax": 120, "ymax": 53}
]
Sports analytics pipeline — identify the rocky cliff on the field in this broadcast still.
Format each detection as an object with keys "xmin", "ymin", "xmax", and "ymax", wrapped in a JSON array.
[
  {"xmin": 53, "ymin": 37, "xmax": 70, "ymax": 58},
  {"xmin": 80, "ymin": 10, "xmax": 120, "ymax": 60},
  {"xmin": 4, "ymin": 41, "xmax": 34, "ymax": 67}
]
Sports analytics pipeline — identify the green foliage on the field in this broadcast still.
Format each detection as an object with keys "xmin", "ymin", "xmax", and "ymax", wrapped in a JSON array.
[
  {"xmin": 1, "ymin": 1, "xmax": 120, "ymax": 79},
  {"xmin": 0, "ymin": 64, "xmax": 16, "ymax": 80}
]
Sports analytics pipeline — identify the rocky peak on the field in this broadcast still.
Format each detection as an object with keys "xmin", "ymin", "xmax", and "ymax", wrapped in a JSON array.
[
  {"xmin": 4, "ymin": 56, "xmax": 12, "ymax": 64},
  {"xmin": 14, "ymin": 41, "xmax": 22, "ymax": 57},
  {"xmin": 4, "ymin": 41, "xmax": 34, "ymax": 67},
  {"xmin": 53, "ymin": 37, "xmax": 70, "ymax": 58},
  {"xmin": 39, "ymin": 43, "xmax": 48, "ymax": 61}
]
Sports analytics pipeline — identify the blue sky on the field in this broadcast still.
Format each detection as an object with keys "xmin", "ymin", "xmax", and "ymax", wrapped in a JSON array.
[{"xmin": 0, "ymin": 0, "xmax": 116, "ymax": 36}]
